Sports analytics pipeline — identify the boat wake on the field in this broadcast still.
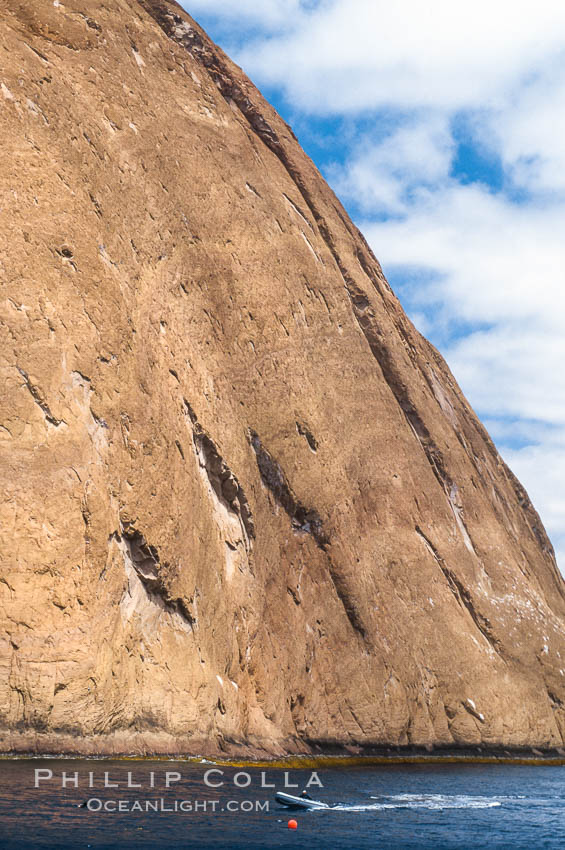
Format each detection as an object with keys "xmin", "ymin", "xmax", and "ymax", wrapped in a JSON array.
[{"xmin": 330, "ymin": 793, "xmax": 502, "ymax": 812}]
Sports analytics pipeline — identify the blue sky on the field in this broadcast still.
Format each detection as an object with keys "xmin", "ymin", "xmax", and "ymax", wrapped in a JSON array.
[{"xmin": 182, "ymin": 1, "xmax": 565, "ymax": 569}]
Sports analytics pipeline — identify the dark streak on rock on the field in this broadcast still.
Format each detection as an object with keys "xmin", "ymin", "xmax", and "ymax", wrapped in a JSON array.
[
  {"xmin": 118, "ymin": 523, "xmax": 194, "ymax": 626},
  {"xmin": 182, "ymin": 399, "xmax": 255, "ymax": 543},
  {"xmin": 415, "ymin": 526, "xmax": 503, "ymax": 659},
  {"xmin": 248, "ymin": 429, "xmax": 327, "ymax": 549},
  {"xmin": 296, "ymin": 421, "xmax": 318, "ymax": 452},
  {"xmin": 17, "ymin": 367, "xmax": 64, "ymax": 427}
]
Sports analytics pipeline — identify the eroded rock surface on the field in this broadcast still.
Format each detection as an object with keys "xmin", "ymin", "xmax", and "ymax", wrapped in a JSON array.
[{"xmin": 1, "ymin": 0, "xmax": 565, "ymax": 756}]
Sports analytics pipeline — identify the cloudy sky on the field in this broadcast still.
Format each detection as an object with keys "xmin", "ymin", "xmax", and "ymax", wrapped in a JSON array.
[{"xmin": 183, "ymin": 0, "xmax": 565, "ymax": 569}]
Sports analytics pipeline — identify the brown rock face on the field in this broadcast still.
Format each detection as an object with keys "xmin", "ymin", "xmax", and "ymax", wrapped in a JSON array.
[{"xmin": 1, "ymin": 0, "xmax": 565, "ymax": 757}]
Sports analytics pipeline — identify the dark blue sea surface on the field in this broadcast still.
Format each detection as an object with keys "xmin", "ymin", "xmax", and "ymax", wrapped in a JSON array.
[{"xmin": 1, "ymin": 758, "xmax": 565, "ymax": 848}]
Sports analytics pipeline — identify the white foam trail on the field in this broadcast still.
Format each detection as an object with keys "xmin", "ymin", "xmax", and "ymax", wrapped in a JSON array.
[{"xmin": 325, "ymin": 793, "xmax": 501, "ymax": 812}]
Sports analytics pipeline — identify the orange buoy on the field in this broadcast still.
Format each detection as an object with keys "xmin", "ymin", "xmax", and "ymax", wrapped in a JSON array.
[{"xmin": 288, "ymin": 819, "xmax": 298, "ymax": 830}]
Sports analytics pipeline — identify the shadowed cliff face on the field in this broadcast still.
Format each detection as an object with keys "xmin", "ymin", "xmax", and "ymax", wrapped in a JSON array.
[{"xmin": 1, "ymin": 0, "xmax": 564, "ymax": 758}]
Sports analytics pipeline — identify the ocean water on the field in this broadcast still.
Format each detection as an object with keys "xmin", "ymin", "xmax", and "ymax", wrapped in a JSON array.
[{"xmin": 1, "ymin": 758, "xmax": 565, "ymax": 848}]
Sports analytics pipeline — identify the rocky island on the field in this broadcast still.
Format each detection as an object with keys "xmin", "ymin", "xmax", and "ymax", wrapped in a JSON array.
[{"xmin": 1, "ymin": 0, "xmax": 565, "ymax": 759}]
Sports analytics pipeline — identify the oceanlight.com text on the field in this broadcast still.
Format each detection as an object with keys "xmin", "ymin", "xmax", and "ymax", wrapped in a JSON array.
[{"xmin": 85, "ymin": 798, "xmax": 270, "ymax": 813}]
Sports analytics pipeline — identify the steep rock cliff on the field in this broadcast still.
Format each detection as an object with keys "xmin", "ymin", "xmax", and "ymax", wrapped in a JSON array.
[{"xmin": 1, "ymin": 0, "xmax": 565, "ymax": 756}]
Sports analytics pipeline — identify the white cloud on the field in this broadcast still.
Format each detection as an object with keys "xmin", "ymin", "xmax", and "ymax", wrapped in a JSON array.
[
  {"xmin": 184, "ymin": 0, "xmax": 306, "ymax": 30},
  {"xmin": 329, "ymin": 115, "xmax": 453, "ymax": 214},
  {"xmin": 446, "ymin": 327, "xmax": 565, "ymax": 425},
  {"xmin": 364, "ymin": 186, "xmax": 565, "ymax": 329},
  {"xmin": 236, "ymin": 0, "xmax": 565, "ymax": 113},
  {"xmin": 485, "ymin": 67, "xmax": 565, "ymax": 196}
]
